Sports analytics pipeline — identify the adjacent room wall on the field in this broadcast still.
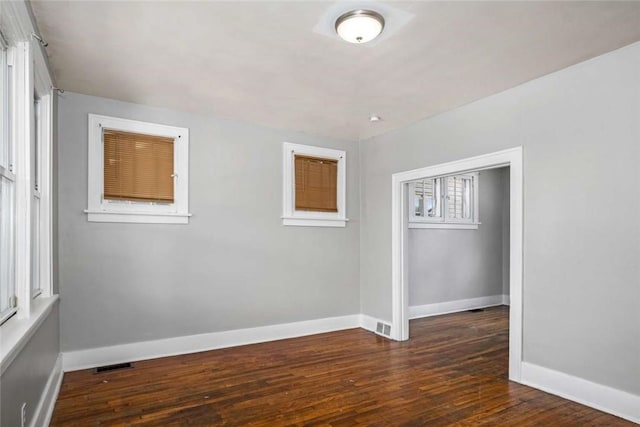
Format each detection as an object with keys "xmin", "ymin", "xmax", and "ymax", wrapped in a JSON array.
[
  {"xmin": 57, "ymin": 92, "xmax": 360, "ymax": 353},
  {"xmin": 0, "ymin": 305, "xmax": 60, "ymax": 427},
  {"xmin": 409, "ymin": 168, "xmax": 509, "ymax": 307},
  {"xmin": 360, "ymin": 42, "xmax": 640, "ymax": 395},
  {"xmin": 501, "ymin": 168, "xmax": 510, "ymax": 297}
]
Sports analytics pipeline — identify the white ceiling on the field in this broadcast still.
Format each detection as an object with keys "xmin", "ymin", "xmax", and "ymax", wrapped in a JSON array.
[{"xmin": 31, "ymin": 1, "xmax": 640, "ymax": 141}]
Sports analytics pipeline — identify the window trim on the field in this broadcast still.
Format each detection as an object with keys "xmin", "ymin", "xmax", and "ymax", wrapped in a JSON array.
[
  {"xmin": 85, "ymin": 114, "xmax": 191, "ymax": 224},
  {"xmin": 408, "ymin": 172, "xmax": 479, "ymax": 230},
  {"xmin": 1, "ymin": 0, "xmax": 57, "ymax": 377},
  {"xmin": 0, "ymin": 38, "xmax": 18, "ymax": 324},
  {"xmin": 282, "ymin": 142, "xmax": 347, "ymax": 227}
]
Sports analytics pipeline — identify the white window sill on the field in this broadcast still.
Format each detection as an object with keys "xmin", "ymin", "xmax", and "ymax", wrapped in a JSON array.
[
  {"xmin": 282, "ymin": 216, "xmax": 348, "ymax": 228},
  {"xmin": 0, "ymin": 295, "xmax": 59, "ymax": 375},
  {"xmin": 409, "ymin": 222, "xmax": 479, "ymax": 230},
  {"xmin": 85, "ymin": 210, "xmax": 191, "ymax": 224}
]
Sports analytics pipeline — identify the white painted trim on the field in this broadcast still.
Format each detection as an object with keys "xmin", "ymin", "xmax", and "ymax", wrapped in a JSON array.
[
  {"xmin": 281, "ymin": 142, "xmax": 347, "ymax": 227},
  {"xmin": 63, "ymin": 314, "xmax": 360, "ymax": 372},
  {"xmin": 521, "ymin": 362, "xmax": 640, "ymax": 424},
  {"xmin": 12, "ymin": 41, "xmax": 33, "ymax": 319},
  {"xmin": 409, "ymin": 295, "xmax": 507, "ymax": 319},
  {"xmin": 501, "ymin": 294, "xmax": 510, "ymax": 306},
  {"xmin": 282, "ymin": 217, "xmax": 346, "ymax": 227},
  {"xmin": 408, "ymin": 222, "xmax": 479, "ymax": 230},
  {"xmin": 85, "ymin": 211, "xmax": 191, "ymax": 225},
  {"xmin": 86, "ymin": 114, "xmax": 190, "ymax": 224},
  {"xmin": 30, "ymin": 354, "xmax": 63, "ymax": 427},
  {"xmin": 391, "ymin": 146, "xmax": 523, "ymax": 383},
  {"xmin": 0, "ymin": 295, "xmax": 58, "ymax": 375},
  {"xmin": 35, "ymin": 92, "xmax": 53, "ymax": 299}
]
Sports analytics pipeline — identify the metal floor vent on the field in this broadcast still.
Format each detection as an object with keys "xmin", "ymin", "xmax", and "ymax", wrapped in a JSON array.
[
  {"xmin": 376, "ymin": 322, "xmax": 391, "ymax": 337},
  {"xmin": 468, "ymin": 308, "xmax": 484, "ymax": 313},
  {"xmin": 94, "ymin": 362, "xmax": 133, "ymax": 373}
]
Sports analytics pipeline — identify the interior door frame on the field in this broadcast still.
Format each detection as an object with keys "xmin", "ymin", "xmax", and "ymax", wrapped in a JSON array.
[{"xmin": 390, "ymin": 147, "xmax": 524, "ymax": 382}]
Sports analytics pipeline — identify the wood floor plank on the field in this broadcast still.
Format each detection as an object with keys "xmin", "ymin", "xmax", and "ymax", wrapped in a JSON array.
[{"xmin": 51, "ymin": 306, "xmax": 633, "ymax": 426}]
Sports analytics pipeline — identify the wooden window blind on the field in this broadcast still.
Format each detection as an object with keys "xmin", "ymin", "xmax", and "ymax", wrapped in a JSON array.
[
  {"xmin": 103, "ymin": 129, "xmax": 175, "ymax": 203},
  {"xmin": 294, "ymin": 155, "xmax": 338, "ymax": 212}
]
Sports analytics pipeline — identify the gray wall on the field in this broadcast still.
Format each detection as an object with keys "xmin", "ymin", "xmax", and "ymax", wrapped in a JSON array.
[
  {"xmin": 0, "ymin": 304, "xmax": 60, "ymax": 427},
  {"xmin": 57, "ymin": 92, "xmax": 360, "ymax": 352},
  {"xmin": 360, "ymin": 42, "xmax": 640, "ymax": 395},
  {"xmin": 409, "ymin": 168, "xmax": 509, "ymax": 306},
  {"xmin": 501, "ymin": 168, "xmax": 510, "ymax": 296}
]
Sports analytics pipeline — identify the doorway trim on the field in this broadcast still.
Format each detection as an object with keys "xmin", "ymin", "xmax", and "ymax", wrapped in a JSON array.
[{"xmin": 391, "ymin": 147, "xmax": 523, "ymax": 381}]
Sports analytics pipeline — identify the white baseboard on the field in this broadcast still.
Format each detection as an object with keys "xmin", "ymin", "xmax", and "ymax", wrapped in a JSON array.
[
  {"xmin": 409, "ymin": 294, "xmax": 508, "ymax": 319},
  {"xmin": 31, "ymin": 354, "xmax": 63, "ymax": 427},
  {"xmin": 521, "ymin": 362, "xmax": 640, "ymax": 424},
  {"xmin": 63, "ymin": 314, "xmax": 360, "ymax": 372}
]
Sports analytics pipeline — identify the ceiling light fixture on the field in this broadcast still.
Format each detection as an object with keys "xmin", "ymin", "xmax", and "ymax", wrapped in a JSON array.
[
  {"xmin": 369, "ymin": 115, "xmax": 382, "ymax": 122},
  {"xmin": 335, "ymin": 10, "xmax": 385, "ymax": 44}
]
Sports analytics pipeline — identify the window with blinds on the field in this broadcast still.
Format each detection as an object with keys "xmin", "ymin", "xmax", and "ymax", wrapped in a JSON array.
[
  {"xmin": 294, "ymin": 155, "xmax": 338, "ymax": 212},
  {"xmin": 103, "ymin": 130, "xmax": 175, "ymax": 203},
  {"xmin": 409, "ymin": 172, "xmax": 478, "ymax": 227},
  {"xmin": 447, "ymin": 175, "xmax": 473, "ymax": 220},
  {"xmin": 414, "ymin": 177, "xmax": 442, "ymax": 218}
]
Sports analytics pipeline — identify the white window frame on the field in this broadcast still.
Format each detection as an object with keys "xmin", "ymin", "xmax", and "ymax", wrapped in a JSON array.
[
  {"xmin": 1, "ymin": 0, "xmax": 58, "ymax": 376},
  {"xmin": 282, "ymin": 142, "xmax": 347, "ymax": 227},
  {"xmin": 0, "ymin": 37, "xmax": 18, "ymax": 325},
  {"xmin": 32, "ymin": 63, "xmax": 52, "ymax": 300},
  {"xmin": 408, "ymin": 172, "xmax": 479, "ymax": 229},
  {"xmin": 85, "ymin": 114, "xmax": 191, "ymax": 224}
]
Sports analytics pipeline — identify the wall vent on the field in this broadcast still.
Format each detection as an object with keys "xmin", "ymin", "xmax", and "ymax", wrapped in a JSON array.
[
  {"xmin": 383, "ymin": 324, "xmax": 391, "ymax": 336},
  {"xmin": 376, "ymin": 322, "xmax": 391, "ymax": 337},
  {"xmin": 94, "ymin": 362, "xmax": 133, "ymax": 373}
]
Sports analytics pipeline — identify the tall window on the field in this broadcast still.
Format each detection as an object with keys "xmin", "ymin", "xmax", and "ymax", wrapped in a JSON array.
[
  {"xmin": 409, "ymin": 172, "xmax": 479, "ymax": 229},
  {"xmin": 0, "ymin": 44, "xmax": 17, "ymax": 324},
  {"xmin": 31, "ymin": 97, "xmax": 42, "ymax": 298}
]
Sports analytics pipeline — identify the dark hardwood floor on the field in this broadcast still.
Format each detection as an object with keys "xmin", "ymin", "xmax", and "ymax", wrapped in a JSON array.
[{"xmin": 51, "ymin": 306, "xmax": 632, "ymax": 426}]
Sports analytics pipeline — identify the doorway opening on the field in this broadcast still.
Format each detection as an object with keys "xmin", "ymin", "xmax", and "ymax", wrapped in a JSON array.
[{"xmin": 390, "ymin": 147, "xmax": 523, "ymax": 382}]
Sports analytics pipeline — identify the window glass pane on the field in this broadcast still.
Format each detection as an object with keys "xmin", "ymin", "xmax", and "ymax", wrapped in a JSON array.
[
  {"xmin": 463, "ymin": 177, "xmax": 472, "ymax": 219},
  {"xmin": 427, "ymin": 178, "xmax": 441, "ymax": 218},
  {"xmin": 447, "ymin": 175, "xmax": 473, "ymax": 220},
  {"xmin": 31, "ymin": 195, "xmax": 40, "ymax": 297},
  {"xmin": 34, "ymin": 98, "xmax": 40, "ymax": 190},
  {"xmin": 0, "ymin": 175, "xmax": 15, "ymax": 314},
  {"xmin": 413, "ymin": 178, "xmax": 442, "ymax": 218},
  {"xmin": 413, "ymin": 180, "xmax": 424, "ymax": 217},
  {"xmin": 103, "ymin": 130, "xmax": 175, "ymax": 203},
  {"xmin": 447, "ymin": 176, "xmax": 463, "ymax": 219},
  {"xmin": 0, "ymin": 48, "xmax": 7, "ymax": 170},
  {"xmin": 294, "ymin": 155, "xmax": 338, "ymax": 212}
]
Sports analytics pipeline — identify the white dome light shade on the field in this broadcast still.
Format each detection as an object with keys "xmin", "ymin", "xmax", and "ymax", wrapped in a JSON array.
[{"xmin": 335, "ymin": 10, "xmax": 385, "ymax": 44}]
